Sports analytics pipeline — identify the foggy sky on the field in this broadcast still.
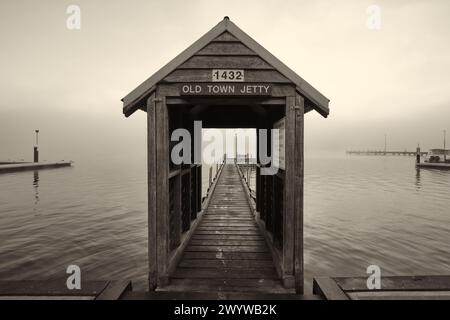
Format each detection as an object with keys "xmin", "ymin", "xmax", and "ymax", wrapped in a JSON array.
[{"xmin": 1, "ymin": 0, "xmax": 449, "ymax": 162}]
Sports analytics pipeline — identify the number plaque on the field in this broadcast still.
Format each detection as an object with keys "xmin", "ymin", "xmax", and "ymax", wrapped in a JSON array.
[{"xmin": 212, "ymin": 69, "xmax": 244, "ymax": 82}]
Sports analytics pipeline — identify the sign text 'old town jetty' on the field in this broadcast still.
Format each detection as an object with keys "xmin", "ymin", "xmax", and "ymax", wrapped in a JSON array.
[{"xmin": 122, "ymin": 17, "xmax": 330, "ymax": 295}]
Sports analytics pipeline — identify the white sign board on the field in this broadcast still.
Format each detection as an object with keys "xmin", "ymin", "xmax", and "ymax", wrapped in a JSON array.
[{"xmin": 273, "ymin": 117, "xmax": 285, "ymax": 170}]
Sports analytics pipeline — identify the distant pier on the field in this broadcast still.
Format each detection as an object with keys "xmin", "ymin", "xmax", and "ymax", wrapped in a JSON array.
[
  {"xmin": 0, "ymin": 161, "xmax": 72, "ymax": 174},
  {"xmin": 346, "ymin": 150, "xmax": 427, "ymax": 156}
]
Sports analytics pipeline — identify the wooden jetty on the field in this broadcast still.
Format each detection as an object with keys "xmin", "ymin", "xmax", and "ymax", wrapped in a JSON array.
[
  {"xmin": 0, "ymin": 280, "xmax": 131, "ymax": 300},
  {"xmin": 0, "ymin": 161, "xmax": 71, "ymax": 174},
  {"xmin": 2, "ymin": 17, "xmax": 448, "ymax": 302},
  {"xmin": 161, "ymin": 164, "xmax": 289, "ymax": 294},
  {"xmin": 3, "ymin": 275, "xmax": 450, "ymax": 300},
  {"xmin": 313, "ymin": 276, "xmax": 450, "ymax": 300},
  {"xmin": 121, "ymin": 17, "xmax": 332, "ymax": 295},
  {"xmin": 346, "ymin": 150, "xmax": 427, "ymax": 156}
]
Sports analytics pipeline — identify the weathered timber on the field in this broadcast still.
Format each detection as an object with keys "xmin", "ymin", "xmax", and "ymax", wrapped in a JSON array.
[
  {"xmin": 294, "ymin": 93, "xmax": 305, "ymax": 294},
  {"xmin": 185, "ymin": 245, "xmax": 269, "ymax": 253},
  {"xmin": 283, "ymin": 96, "xmax": 295, "ymax": 287},
  {"xmin": 96, "ymin": 281, "xmax": 133, "ymax": 300},
  {"xmin": 122, "ymin": 17, "xmax": 331, "ymax": 297},
  {"xmin": 0, "ymin": 280, "xmax": 132, "ymax": 300},
  {"xmin": 0, "ymin": 162, "xmax": 71, "ymax": 174},
  {"xmin": 314, "ymin": 276, "xmax": 450, "ymax": 300},
  {"xmin": 147, "ymin": 94, "xmax": 157, "ymax": 290},
  {"xmin": 182, "ymin": 251, "xmax": 273, "ymax": 260},
  {"xmin": 161, "ymin": 278, "xmax": 289, "ymax": 294},
  {"xmin": 196, "ymin": 42, "xmax": 256, "ymax": 55},
  {"xmin": 213, "ymin": 31, "xmax": 239, "ymax": 42},
  {"xmin": 178, "ymin": 259, "xmax": 274, "ymax": 269},
  {"xmin": 178, "ymin": 56, "xmax": 274, "ymax": 69},
  {"xmin": 189, "ymin": 239, "xmax": 265, "ymax": 246},
  {"xmin": 165, "ymin": 164, "xmax": 290, "ymax": 293},
  {"xmin": 166, "ymin": 160, "xmax": 225, "ymax": 280},
  {"xmin": 313, "ymin": 277, "xmax": 349, "ymax": 300},
  {"xmin": 155, "ymin": 93, "xmax": 169, "ymax": 287},
  {"xmin": 122, "ymin": 18, "xmax": 329, "ymax": 117}
]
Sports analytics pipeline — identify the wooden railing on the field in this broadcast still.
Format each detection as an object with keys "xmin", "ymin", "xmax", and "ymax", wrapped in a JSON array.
[
  {"xmin": 235, "ymin": 154, "xmax": 256, "ymax": 200},
  {"xmin": 168, "ymin": 155, "xmax": 226, "ymax": 255},
  {"xmin": 236, "ymin": 157, "xmax": 284, "ymax": 252},
  {"xmin": 203, "ymin": 155, "xmax": 226, "ymax": 202}
]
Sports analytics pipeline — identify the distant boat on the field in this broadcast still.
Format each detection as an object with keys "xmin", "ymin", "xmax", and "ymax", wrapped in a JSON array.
[
  {"xmin": 424, "ymin": 149, "xmax": 450, "ymax": 163},
  {"xmin": 416, "ymin": 148, "xmax": 450, "ymax": 169}
]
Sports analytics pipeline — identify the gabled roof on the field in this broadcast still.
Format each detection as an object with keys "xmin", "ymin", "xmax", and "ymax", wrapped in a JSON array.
[{"xmin": 122, "ymin": 17, "xmax": 329, "ymax": 117}]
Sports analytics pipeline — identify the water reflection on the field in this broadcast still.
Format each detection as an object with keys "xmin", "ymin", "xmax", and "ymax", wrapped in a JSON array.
[
  {"xmin": 0, "ymin": 156, "xmax": 449, "ymax": 293},
  {"xmin": 33, "ymin": 171, "xmax": 39, "ymax": 213},
  {"xmin": 415, "ymin": 168, "xmax": 421, "ymax": 190}
]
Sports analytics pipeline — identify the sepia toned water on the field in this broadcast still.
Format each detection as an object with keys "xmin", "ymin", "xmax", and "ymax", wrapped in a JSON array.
[{"xmin": 0, "ymin": 155, "xmax": 449, "ymax": 292}]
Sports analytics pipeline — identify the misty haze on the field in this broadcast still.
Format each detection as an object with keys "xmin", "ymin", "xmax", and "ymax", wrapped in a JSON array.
[{"xmin": 0, "ymin": 0, "xmax": 449, "ymax": 303}]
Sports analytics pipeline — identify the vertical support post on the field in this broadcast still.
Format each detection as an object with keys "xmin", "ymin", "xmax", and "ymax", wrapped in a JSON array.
[
  {"xmin": 33, "ymin": 147, "xmax": 39, "ymax": 163},
  {"xmin": 209, "ymin": 166, "xmax": 213, "ymax": 188},
  {"xmin": 416, "ymin": 145, "xmax": 421, "ymax": 164},
  {"xmin": 294, "ymin": 94, "xmax": 305, "ymax": 294},
  {"xmin": 197, "ymin": 165, "xmax": 202, "ymax": 209},
  {"xmin": 283, "ymin": 96, "xmax": 295, "ymax": 288},
  {"xmin": 175, "ymin": 110, "xmax": 183, "ymax": 247},
  {"xmin": 34, "ymin": 129, "xmax": 39, "ymax": 163},
  {"xmin": 155, "ymin": 93, "xmax": 169, "ymax": 287},
  {"xmin": 256, "ymin": 128, "xmax": 261, "ymax": 213},
  {"xmin": 171, "ymin": 174, "xmax": 182, "ymax": 251},
  {"xmin": 234, "ymin": 134, "xmax": 238, "ymax": 163},
  {"xmin": 147, "ymin": 94, "xmax": 157, "ymax": 290}
]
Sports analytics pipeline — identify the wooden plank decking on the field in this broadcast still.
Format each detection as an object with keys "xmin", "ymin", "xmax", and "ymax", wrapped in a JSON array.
[
  {"xmin": 163, "ymin": 164, "xmax": 287, "ymax": 293},
  {"xmin": 0, "ymin": 280, "xmax": 132, "ymax": 300},
  {"xmin": 313, "ymin": 276, "xmax": 450, "ymax": 300}
]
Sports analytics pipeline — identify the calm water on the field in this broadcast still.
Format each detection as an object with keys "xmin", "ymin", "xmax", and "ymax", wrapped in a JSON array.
[{"xmin": 0, "ymin": 155, "xmax": 449, "ymax": 292}]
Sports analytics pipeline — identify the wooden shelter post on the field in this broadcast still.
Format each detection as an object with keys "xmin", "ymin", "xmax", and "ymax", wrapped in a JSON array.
[
  {"xmin": 294, "ymin": 94, "xmax": 305, "ymax": 294},
  {"xmin": 283, "ymin": 96, "xmax": 295, "ymax": 288},
  {"xmin": 147, "ymin": 94, "xmax": 157, "ymax": 290},
  {"xmin": 152, "ymin": 94, "xmax": 169, "ymax": 287}
]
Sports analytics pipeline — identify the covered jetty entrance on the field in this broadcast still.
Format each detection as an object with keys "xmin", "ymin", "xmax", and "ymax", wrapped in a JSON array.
[{"xmin": 122, "ymin": 17, "xmax": 329, "ymax": 294}]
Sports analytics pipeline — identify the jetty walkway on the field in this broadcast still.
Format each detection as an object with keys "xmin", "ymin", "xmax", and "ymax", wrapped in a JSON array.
[{"xmin": 163, "ymin": 164, "xmax": 286, "ymax": 293}]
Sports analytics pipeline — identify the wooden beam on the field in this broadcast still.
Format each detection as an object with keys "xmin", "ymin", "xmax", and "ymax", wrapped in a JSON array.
[
  {"xmin": 334, "ymin": 275, "xmax": 450, "ymax": 292},
  {"xmin": 147, "ymin": 93, "xmax": 157, "ymax": 290},
  {"xmin": 294, "ymin": 94, "xmax": 305, "ymax": 294},
  {"xmin": 170, "ymin": 174, "xmax": 182, "ymax": 251},
  {"xmin": 0, "ymin": 280, "xmax": 108, "ymax": 297},
  {"xmin": 166, "ymin": 97, "xmax": 286, "ymax": 106},
  {"xmin": 282, "ymin": 96, "xmax": 295, "ymax": 288},
  {"xmin": 155, "ymin": 93, "xmax": 169, "ymax": 287},
  {"xmin": 239, "ymin": 162, "xmax": 284, "ymax": 281},
  {"xmin": 167, "ymin": 162, "xmax": 225, "ymax": 277},
  {"xmin": 313, "ymin": 277, "xmax": 349, "ymax": 300},
  {"xmin": 158, "ymin": 83, "xmax": 296, "ymax": 98},
  {"xmin": 170, "ymin": 109, "xmax": 182, "ymax": 251},
  {"xmin": 96, "ymin": 281, "xmax": 132, "ymax": 300},
  {"xmin": 178, "ymin": 55, "xmax": 274, "ymax": 69}
]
